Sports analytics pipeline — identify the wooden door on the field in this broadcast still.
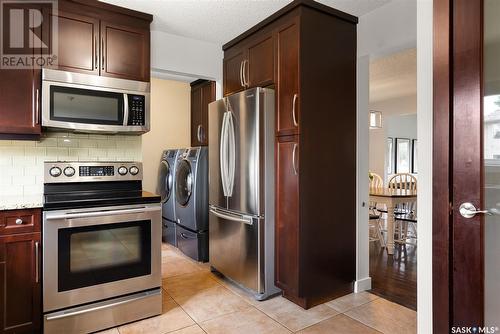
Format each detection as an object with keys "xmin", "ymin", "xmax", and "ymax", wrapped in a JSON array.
[
  {"xmin": 247, "ymin": 34, "xmax": 274, "ymax": 88},
  {"xmin": 101, "ymin": 21, "xmax": 150, "ymax": 82},
  {"xmin": 223, "ymin": 50, "xmax": 246, "ymax": 96},
  {"xmin": 52, "ymin": 10, "xmax": 100, "ymax": 75},
  {"xmin": 434, "ymin": 0, "xmax": 500, "ymax": 330},
  {"xmin": 0, "ymin": 233, "xmax": 41, "ymax": 333},
  {"xmin": 275, "ymin": 135, "xmax": 300, "ymax": 294},
  {"xmin": 0, "ymin": 69, "xmax": 40, "ymax": 138},
  {"xmin": 276, "ymin": 20, "xmax": 299, "ymax": 136}
]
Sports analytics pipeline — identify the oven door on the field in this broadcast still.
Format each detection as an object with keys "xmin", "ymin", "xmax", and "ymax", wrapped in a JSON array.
[{"xmin": 43, "ymin": 204, "xmax": 161, "ymax": 312}]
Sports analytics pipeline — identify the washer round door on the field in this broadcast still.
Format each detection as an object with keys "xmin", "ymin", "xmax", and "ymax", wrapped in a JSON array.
[
  {"xmin": 158, "ymin": 160, "xmax": 173, "ymax": 203},
  {"xmin": 175, "ymin": 159, "xmax": 193, "ymax": 207}
]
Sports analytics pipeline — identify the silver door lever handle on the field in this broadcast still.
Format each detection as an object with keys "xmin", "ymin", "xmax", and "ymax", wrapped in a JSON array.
[{"xmin": 459, "ymin": 202, "xmax": 499, "ymax": 218}]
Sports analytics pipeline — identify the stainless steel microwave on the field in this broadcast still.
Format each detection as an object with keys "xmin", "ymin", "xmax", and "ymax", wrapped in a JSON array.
[{"xmin": 42, "ymin": 69, "xmax": 150, "ymax": 134}]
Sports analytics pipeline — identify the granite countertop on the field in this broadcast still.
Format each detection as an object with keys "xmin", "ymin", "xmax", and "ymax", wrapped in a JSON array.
[{"xmin": 0, "ymin": 195, "xmax": 43, "ymax": 211}]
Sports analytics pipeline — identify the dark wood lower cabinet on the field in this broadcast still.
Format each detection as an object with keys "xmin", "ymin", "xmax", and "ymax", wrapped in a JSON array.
[
  {"xmin": 0, "ymin": 209, "xmax": 41, "ymax": 334},
  {"xmin": 275, "ymin": 136, "xmax": 300, "ymax": 296},
  {"xmin": 0, "ymin": 233, "xmax": 41, "ymax": 333}
]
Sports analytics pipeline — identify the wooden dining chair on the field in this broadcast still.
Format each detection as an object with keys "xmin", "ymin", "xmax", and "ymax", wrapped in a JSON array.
[
  {"xmin": 369, "ymin": 172, "xmax": 383, "ymax": 189},
  {"xmin": 388, "ymin": 173, "xmax": 417, "ymax": 191},
  {"xmin": 389, "ymin": 173, "xmax": 418, "ymax": 244}
]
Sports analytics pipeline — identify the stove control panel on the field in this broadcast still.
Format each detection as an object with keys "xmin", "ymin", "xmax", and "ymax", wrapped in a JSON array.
[{"xmin": 44, "ymin": 162, "xmax": 142, "ymax": 183}]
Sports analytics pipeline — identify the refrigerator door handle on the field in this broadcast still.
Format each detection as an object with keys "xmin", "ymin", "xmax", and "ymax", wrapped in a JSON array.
[
  {"xmin": 226, "ymin": 111, "xmax": 236, "ymax": 197},
  {"xmin": 220, "ymin": 112, "xmax": 229, "ymax": 196},
  {"xmin": 209, "ymin": 207, "xmax": 253, "ymax": 225}
]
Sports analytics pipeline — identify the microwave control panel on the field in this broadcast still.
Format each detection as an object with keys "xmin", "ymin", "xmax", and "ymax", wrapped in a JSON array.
[{"xmin": 128, "ymin": 95, "xmax": 146, "ymax": 126}]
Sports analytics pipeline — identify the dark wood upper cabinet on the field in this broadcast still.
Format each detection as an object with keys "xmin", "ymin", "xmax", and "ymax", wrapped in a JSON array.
[
  {"xmin": 191, "ymin": 80, "xmax": 216, "ymax": 146},
  {"xmin": 276, "ymin": 20, "xmax": 299, "ymax": 136},
  {"xmin": 223, "ymin": 32, "xmax": 275, "ymax": 97},
  {"xmin": 48, "ymin": 0, "xmax": 151, "ymax": 82},
  {"xmin": 222, "ymin": 0, "xmax": 358, "ymax": 309},
  {"xmin": 54, "ymin": 11, "xmax": 100, "ymax": 75},
  {"xmin": 275, "ymin": 135, "xmax": 300, "ymax": 296},
  {"xmin": 101, "ymin": 21, "xmax": 150, "ymax": 82},
  {"xmin": 0, "ymin": 209, "xmax": 41, "ymax": 334},
  {"xmin": 247, "ymin": 33, "xmax": 274, "ymax": 88},
  {"xmin": 0, "ymin": 69, "xmax": 41, "ymax": 140},
  {"xmin": 223, "ymin": 51, "xmax": 246, "ymax": 96}
]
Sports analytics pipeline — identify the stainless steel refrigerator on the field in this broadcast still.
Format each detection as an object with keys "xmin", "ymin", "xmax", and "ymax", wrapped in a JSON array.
[{"xmin": 208, "ymin": 87, "xmax": 280, "ymax": 300}]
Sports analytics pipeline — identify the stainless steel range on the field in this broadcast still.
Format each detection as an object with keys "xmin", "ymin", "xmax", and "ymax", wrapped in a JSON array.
[{"xmin": 42, "ymin": 161, "xmax": 162, "ymax": 333}]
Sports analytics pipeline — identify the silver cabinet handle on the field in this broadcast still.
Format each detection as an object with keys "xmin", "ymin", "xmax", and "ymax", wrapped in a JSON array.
[
  {"xmin": 35, "ymin": 241, "xmax": 39, "ymax": 283},
  {"xmin": 197, "ymin": 124, "xmax": 202, "ymax": 142},
  {"xmin": 15, "ymin": 218, "xmax": 23, "ymax": 225},
  {"xmin": 239, "ymin": 60, "xmax": 244, "ymax": 87},
  {"xmin": 36, "ymin": 88, "xmax": 40, "ymax": 125},
  {"xmin": 243, "ymin": 59, "xmax": 249, "ymax": 87},
  {"xmin": 459, "ymin": 202, "xmax": 500, "ymax": 218},
  {"xmin": 292, "ymin": 93, "xmax": 298, "ymax": 127},
  {"xmin": 292, "ymin": 143, "xmax": 298, "ymax": 175},
  {"xmin": 101, "ymin": 36, "xmax": 105, "ymax": 71},
  {"xmin": 94, "ymin": 35, "xmax": 98, "ymax": 69}
]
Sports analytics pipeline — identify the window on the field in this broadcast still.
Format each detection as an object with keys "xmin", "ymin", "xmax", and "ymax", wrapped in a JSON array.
[
  {"xmin": 395, "ymin": 138, "xmax": 411, "ymax": 173},
  {"xmin": 386, "ymin": 137, "xmax": 394, "ymax": 175},
  {"xmin": 412, "ymin": 139, "xmax": 418, "ymax": 173}
]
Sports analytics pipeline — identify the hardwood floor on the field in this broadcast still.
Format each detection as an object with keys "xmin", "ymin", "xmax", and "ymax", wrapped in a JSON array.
[{"xmin": 369, "ymin": 239, "xmax": 417, "ymax": 311}]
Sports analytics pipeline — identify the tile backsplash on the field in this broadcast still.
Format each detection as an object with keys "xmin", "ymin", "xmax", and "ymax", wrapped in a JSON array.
[{"xmin": 0, "ymin": 132, "xmax": 142, "ymax": 207}]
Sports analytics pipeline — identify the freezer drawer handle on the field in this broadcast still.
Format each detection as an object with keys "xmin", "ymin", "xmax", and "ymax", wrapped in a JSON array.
[{"xmin": 209, "ymin": 207, "xmax": 253, "ymax": 225}]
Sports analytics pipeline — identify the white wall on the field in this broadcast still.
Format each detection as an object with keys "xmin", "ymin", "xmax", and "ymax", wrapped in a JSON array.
[
  {"xmin": 356, "ymin": 55, "xmax": 371, "ymax": 292},
  {"xmin": 417, "ymin": 0, "xmax": 433, "ymax": 332},
  {"xmin": 150, "ymin": 30, "xmax": 223, "ymax": 98},
  {"xmin": 369, "ymin": 114, "xmax": 417, "ymax": 181}
]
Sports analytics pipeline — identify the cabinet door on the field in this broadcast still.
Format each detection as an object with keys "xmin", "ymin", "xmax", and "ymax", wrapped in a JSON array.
[
  {"xmin": 247, "ymin": 34, "xmax": 274, "ymax": 88},
  {"xmin": 101, "ymin": 21, "xmax": 150, "ymax": 82},
  {"xmin": 0, "ymin": 69, "xmax": 41, "ymax": 138},
  {"xmin": 53, "ymin": 10, "xmax": 100, "ymax": 75},
  {"xmin": 191, "ymin": 81, "xmax": 215, "ymax": 146},
  {"xmin": 276, "ymin": 20, "xmax": 300, "ymax": 136},
  {"xmin": 275, "ymin": 136, "xmax": 300, "ymax": 294},
  {"xmin": 191, "ymin": 85, "xmax": 203, "ymax": 146},
  {"xmin": 0, "ymin": 233, "xmax": 41, "ymax": 333},
  {"xmin": 223, "ymin": 51, "xmax": 246, "ymax": 96}
]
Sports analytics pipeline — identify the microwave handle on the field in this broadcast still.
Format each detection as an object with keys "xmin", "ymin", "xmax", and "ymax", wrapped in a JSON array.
[{"xmin": 123, "ymin": 94, "xmax": 129, "ymax": 126}]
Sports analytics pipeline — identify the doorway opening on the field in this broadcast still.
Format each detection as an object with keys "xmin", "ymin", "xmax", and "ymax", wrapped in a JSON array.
[{"xmin": 367, "ymin": 48, "xmax": 417, "ymax": 310}]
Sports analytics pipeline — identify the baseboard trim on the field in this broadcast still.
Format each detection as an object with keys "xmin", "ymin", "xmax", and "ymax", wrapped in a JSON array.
[{"xmin": 354, "ymin": 277, "xmax": 372, "ymax": 292}]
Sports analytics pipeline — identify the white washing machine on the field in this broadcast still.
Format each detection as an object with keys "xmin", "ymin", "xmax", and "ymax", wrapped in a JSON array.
[
  {"xmin": 174, "ymin": 147, "xmax": 208, "ymax": 261},
  {"xmin": 158, "ymin": 149, "xmax": 182, "ymax": 245}
]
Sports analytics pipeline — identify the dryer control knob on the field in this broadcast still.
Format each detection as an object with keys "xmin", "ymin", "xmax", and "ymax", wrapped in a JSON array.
[
  {"xmin": 129, "ymin": 166, "xmax": 139, "ymax": 175},
  {"xmin": 118, "ymin": 166, "xmax": 128, "ymax": 175}
]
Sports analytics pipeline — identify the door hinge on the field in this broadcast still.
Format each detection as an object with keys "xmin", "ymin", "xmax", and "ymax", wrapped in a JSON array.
[{"xmin": 449, "ymin": 202, "xmax": 453, "ymax": 216}]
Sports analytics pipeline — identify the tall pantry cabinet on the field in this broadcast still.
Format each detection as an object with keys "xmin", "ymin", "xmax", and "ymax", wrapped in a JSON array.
[{"xmin": 223, "ymin": 0, "xmax": 358, "ymax": 309}]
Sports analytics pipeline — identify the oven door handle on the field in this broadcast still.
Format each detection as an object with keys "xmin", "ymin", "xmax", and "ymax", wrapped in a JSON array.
[{"xmin": 45, "ymin": 206, "xmax": 160, "ymax": 221}]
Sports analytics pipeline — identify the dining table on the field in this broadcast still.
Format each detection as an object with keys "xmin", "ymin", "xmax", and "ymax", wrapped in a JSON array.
[{"xmin": 369, "ymin": 187, "xmax": 417, "ymax": 255}]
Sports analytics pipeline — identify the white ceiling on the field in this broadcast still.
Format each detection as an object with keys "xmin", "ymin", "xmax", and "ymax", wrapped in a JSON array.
[
  {"xmin": 369, "ymin": 48, "xmax": 416, "ymax": 115},
  {"xmin": 100, "ymin": 0, "xmax": 391, "ymax": 44}
]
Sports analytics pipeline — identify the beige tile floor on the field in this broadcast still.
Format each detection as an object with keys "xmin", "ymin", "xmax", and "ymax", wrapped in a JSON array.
[{"xmin": 104, "ymin": 243, "xmax": 416, "ymax": 334}]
